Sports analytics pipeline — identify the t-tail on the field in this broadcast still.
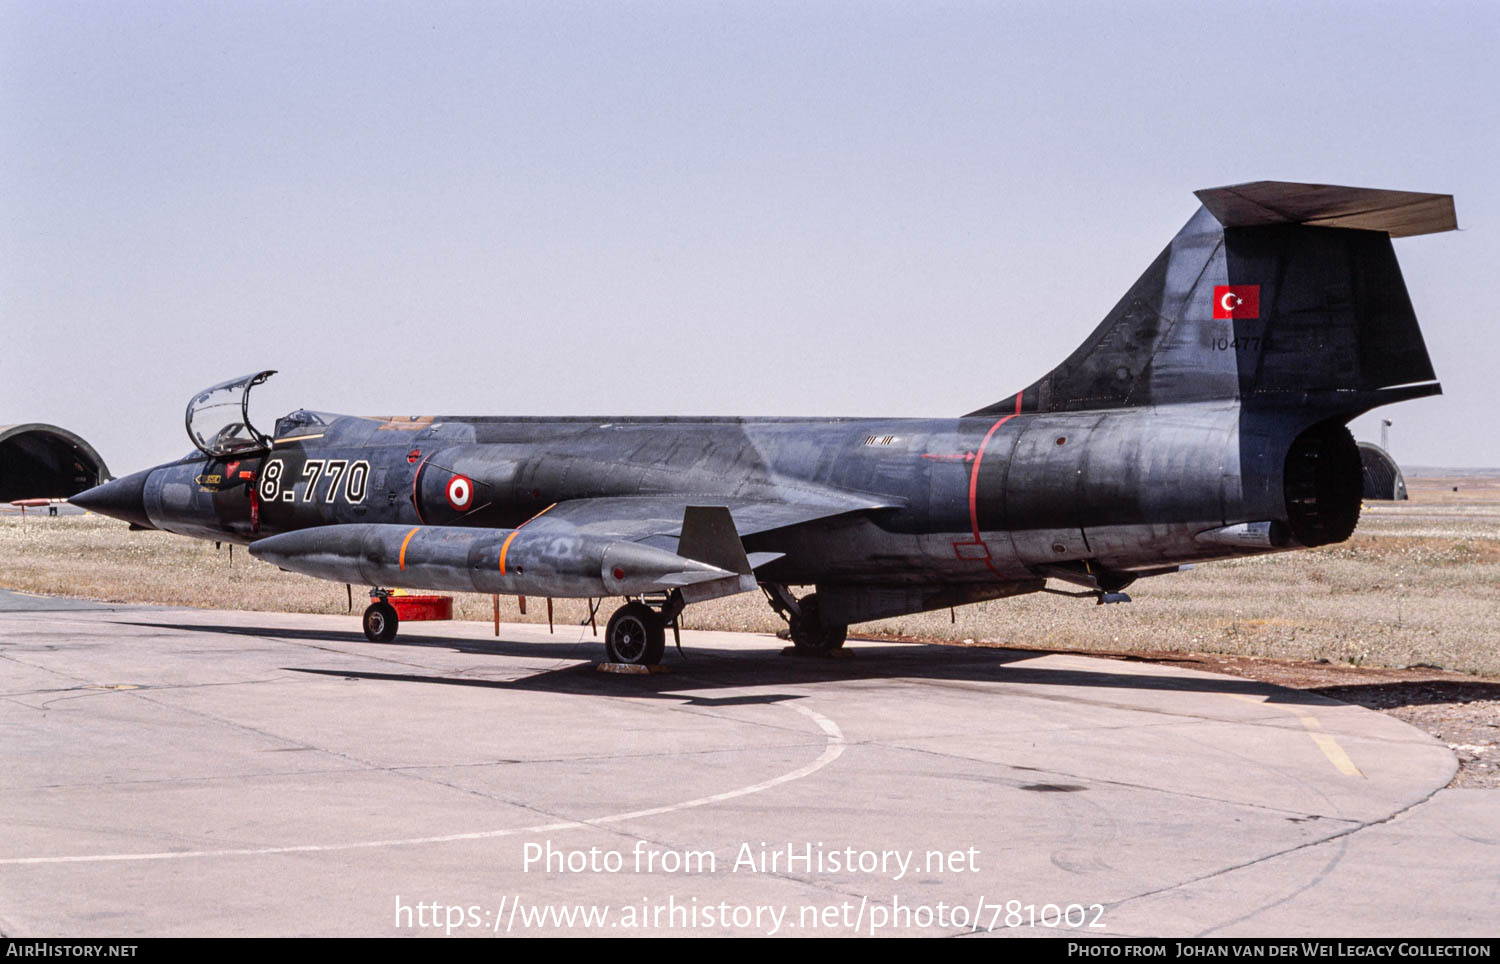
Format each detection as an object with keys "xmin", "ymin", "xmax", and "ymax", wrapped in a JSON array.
[
  {"xmin": 968, "ymin": 181, "xmax": 1456, "ymax": 553},
  {"xmin": 971, "ymin": 181, "xmax": 1454, "ymax": 420}
]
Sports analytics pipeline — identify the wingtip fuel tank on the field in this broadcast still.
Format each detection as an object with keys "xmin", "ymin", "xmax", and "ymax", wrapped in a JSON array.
[{"xmin": 247, "ymin": 523, "xmax": 743, "ymax": 600}]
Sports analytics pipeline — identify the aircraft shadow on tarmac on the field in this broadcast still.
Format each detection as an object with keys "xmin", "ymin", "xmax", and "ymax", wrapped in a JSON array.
[
  {"xmin": 1308, "ymin": 680, "xmax": 1500, "ymax": 711},
  {"xmin": 123, "ymin": 619, "xmax": 1344, "ymax": 709}
]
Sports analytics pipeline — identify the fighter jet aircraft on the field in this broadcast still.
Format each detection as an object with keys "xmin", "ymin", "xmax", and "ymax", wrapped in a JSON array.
[{"xmin": 72, "ymin": 181, "xmax": 1456, "ymax": 665}]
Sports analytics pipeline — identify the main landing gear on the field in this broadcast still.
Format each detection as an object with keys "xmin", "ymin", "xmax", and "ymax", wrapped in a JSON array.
[
  {"xmin": 599, "ymin": 585, "xmax": 848, "ymax": 665},
  {"xmin": 355, "ymin": 585, "xmax": 849, "ymax": 663},
  {"xmin": 764, "ymin": 584, "xmax": 848, "ymax": 656},
  {"xmin": 602, "ymin": 590, "xmax": 685, "ymax": 667},
  {"xmin": 604, "ymin": 601, "xmax": 666, "ymax": 665}
]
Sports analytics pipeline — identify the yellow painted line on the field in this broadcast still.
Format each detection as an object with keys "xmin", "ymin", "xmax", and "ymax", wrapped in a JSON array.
[
  {"xmin": 398, "ymin": 527, "xmax": 420, "ymax": 571},
  {"xmin": 498, "ymin": 531, "xmax": 519, "ymax": 575},
  {"xmin": 273, "ymin": 433, "xmax": 325, "ymax": 445},
  {"xmin": 1229, "ymin": 694, "xmax": 1364, "ymax": 778},
  {"xmin": 1300, "ymin": 718, "xmax": 1365, "ymax": 777}
]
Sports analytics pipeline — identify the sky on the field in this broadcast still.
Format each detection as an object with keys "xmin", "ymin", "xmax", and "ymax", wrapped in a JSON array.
[{"xmin": 2, "ymin": 1, "xmax": 1496, "ymax": 474}]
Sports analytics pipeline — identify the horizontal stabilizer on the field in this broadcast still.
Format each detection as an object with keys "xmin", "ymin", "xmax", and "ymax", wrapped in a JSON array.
[{"xmin": 1194, "ymin": 181, "xmax": 1457, "ymax": 238}]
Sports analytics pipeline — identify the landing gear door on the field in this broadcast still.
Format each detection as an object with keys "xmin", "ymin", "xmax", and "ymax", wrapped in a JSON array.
[{"xmin": 186, "ymin": 370, "xmax": 278, "ymax": 458}]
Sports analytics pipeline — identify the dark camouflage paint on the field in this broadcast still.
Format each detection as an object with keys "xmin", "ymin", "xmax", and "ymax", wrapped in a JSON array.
[{"xmin": 76, "ymin": 184, "xmax": 1451, "ymax": 627}]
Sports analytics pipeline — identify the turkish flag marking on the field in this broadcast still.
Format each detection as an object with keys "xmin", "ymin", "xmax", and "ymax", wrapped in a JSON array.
[{"xmin": 1213, "ymin": 285, "xmax": 1260, "ymax": 319}]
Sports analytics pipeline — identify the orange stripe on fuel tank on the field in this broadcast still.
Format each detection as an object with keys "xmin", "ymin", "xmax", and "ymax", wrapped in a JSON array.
[
  {"xmin": 498, "ymin": 531, "xmax": 519, "ymax": 575},
  {"xmin": 398, "ymin": 526, "xmax": 420, "ymax": 571},
  {"xmin": 518, "ymin": 502, "xmax": 557, "ymax": 528}
]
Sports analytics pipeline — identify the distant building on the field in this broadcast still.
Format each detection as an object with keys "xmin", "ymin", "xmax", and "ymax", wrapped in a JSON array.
[
  {"xmin": 0, "ymin": 423, "xmax": 110, "ymax": 502},
  {"xmin": 1357, "ymin": 441, "xmax": 1408, "ymax": 501}
]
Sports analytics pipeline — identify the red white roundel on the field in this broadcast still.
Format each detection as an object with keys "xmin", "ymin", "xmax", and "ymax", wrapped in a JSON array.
[{"xmin": 445, "ymin": 474, "xmax": 474, "ymax": 512}]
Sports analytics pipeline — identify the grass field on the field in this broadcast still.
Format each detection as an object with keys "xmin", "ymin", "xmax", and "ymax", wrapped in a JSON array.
[{"xmin": 3, "ymin": 474, "xmax": 1498, "ymax": 676}]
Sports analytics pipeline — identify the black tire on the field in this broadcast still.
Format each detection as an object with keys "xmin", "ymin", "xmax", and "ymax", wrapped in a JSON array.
[
  {"xmin": 363, "ymin": 601, "xmax": 399, "ymax": 643},
  {"xmin": 604, "ymin": 601, "xmax": 666, "ymax": 665},
  {"xmin": 788, "ymin": 593, "xmax": 847, "ymax": 654}
]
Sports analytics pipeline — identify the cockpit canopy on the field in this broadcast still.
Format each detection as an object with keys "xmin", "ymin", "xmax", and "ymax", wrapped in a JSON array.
[{"xmin": 185, "ymin": 370, "xmax": 277, "ymax": 458}]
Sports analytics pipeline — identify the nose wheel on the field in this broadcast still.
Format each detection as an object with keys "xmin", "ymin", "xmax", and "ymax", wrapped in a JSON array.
[{"xmin": 363, "ymin": 600, "xmax": 399, "ymax": 642}]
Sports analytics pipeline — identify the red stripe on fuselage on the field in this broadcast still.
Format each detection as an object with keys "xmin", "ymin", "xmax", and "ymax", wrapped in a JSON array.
[
  {"xmin": 410, "ymin": 454, "xmax": 432, "ymax": 524},
  {"xmin": 966, "ymin": 394, "xmax": 1023, "ymax": 543},
  {"xmin": 957, "ymin": 394, "xmax": 1023, "ymax": 574}
]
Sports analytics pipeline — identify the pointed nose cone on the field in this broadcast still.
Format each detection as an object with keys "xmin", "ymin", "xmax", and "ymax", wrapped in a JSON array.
[{"xmin": 70, "ymin": 469, "xmax": 155, "ymax": 529}]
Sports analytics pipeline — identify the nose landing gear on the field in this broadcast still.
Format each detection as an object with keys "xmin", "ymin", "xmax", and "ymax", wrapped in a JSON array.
[{"xmin": 362, "ymin": 593, "xmax": 399, "ymax": 643}]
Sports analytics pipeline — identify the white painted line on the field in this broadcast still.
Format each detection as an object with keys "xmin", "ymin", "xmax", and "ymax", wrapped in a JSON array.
[{"xmin": 0, "ymin": 702, "xmax": 845, "ymax": 866}]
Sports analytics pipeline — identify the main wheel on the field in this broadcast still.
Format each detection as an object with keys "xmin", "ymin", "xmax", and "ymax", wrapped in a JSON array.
[
  {"xmin": 788, "ymin": 592, "xmax": 847, "ymax": 654},
  {"xmin": 363, "ymin": 601, "xmax": 399, "ymax": 642},
  {"xmin": 604, "ymin": 601, "xmax": 666, "ymax": 665}
]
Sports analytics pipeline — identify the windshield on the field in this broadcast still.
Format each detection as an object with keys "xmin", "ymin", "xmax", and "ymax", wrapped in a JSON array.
[{"xmin": 185, "ymin": 370, "xmax": 277, "ymax": 458}]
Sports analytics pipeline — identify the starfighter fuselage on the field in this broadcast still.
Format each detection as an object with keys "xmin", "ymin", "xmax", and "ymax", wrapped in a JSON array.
[{"xmin": 72, "ymin": 181, "xmax": 1457, "ymax": 663}]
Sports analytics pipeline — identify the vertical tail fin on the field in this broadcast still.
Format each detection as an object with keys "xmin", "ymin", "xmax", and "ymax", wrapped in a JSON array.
[{"xmin": 970, "ymin": 182, "xmax": 1454, "ymax": 419}]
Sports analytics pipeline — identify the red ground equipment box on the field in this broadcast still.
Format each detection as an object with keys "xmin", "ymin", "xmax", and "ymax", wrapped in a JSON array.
[{"xmin": 374, "ymin": 594, "xmax": 453, "ymax": 621}]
